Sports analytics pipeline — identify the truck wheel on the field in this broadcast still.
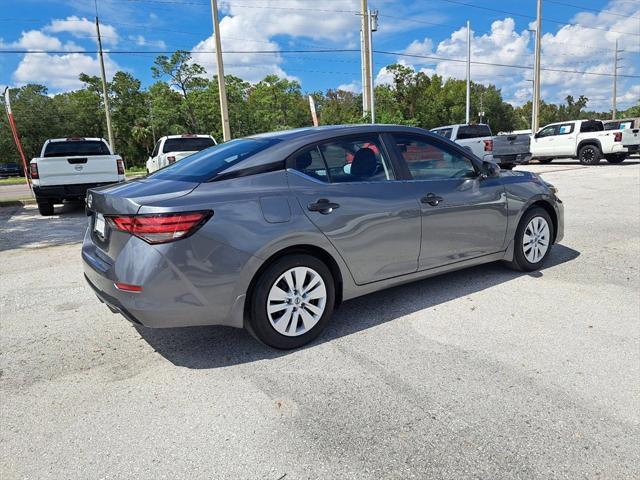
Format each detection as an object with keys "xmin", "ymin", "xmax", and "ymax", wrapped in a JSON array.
[
  {"xmin": 538, "ymin": 158, "xmax": 553, "ymax": 164},
  {"xmin": 578, "ymin": 145, "xmax": 601, "ymax": 165},
  {"xmin": 37, "ymin": 200, "xmax": 54, "ymax": 216},
  {"xmin": 606, "ymin": 154, "xmax": 626, "ymax": 164},
  {"xmin": 501, "ymin": 163, "xmax": 515, "ymax": 170}
]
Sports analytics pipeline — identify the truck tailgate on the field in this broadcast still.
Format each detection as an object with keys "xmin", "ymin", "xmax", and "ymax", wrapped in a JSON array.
[
  {"xmin": 622, "ymin": 129, "xmax": 640, "ymax": 148},
  {"xmin": 36, "ymin": 155, "xmax": 119, "ymax": 186}
]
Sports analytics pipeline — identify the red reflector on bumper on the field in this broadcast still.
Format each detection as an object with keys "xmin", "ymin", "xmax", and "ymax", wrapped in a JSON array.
[{"xmin": 114, "ymin": 282, "xmax": 143, "ymax": 292}]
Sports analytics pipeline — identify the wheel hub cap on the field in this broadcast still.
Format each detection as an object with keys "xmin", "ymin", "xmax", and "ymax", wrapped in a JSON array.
[
  {"xmin": 523, "ymin": 216, "xmax": 550, "ymax": 264},
  {"xmin": 267, "ymin": 266, "xmax": 327, "ymax": 337}
]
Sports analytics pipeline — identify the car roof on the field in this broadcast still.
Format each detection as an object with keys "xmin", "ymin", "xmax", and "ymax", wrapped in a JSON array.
[
  {"xmin": 47, "ymin": 137, "xmax": 106, "ymax": 143},
  {"xmin": 161, "ymin": 134, "xmax": 214, "ymax": 140}
]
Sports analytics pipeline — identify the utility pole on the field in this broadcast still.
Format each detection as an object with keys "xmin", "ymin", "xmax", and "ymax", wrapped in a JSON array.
[
  {"xmin": 94, "ymin": 10, "xmax": 115, "ymax": 151},
  {"xmin": 612, "ymin": 39, "xmax": 622, "ymax": 120},
  {"xmin": 361, "ymin": 0, "xmax": 371, "ymax": 118},
  {"xmin": 465, "ymin": 20, "xmax": 471, "ymax": 124},
  {"xmin": 368, "ymin": 10, "xmax": 378, "ymax": 124},
  {"xmin": 210, "ymin": 0, "xmax": 231, "ymax": 141},
  {"xmin": 532, "ymin": 0, "xmax": 542, "ymax": 133}
]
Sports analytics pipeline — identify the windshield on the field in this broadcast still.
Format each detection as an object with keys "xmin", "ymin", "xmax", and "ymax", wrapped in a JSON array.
[
  {"xmin": 149, "ymin": 138, "xmax": 281, "ymax": 182},
  {"xmin": 457, "ymin": 125, "xmax": 492, "ymax": 139},
  {"xmin": 43, "ymin": 140, "xmax": 110, "ymax": 157},
  {"xmin": 163, "ymin": 137, "xmax": 216, "ymax": 153}
]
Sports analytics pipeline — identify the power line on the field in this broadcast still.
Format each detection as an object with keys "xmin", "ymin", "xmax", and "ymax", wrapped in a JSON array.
[{"xmin": 545, "ymin": 0, "xmax": 640, "ymax": 20}]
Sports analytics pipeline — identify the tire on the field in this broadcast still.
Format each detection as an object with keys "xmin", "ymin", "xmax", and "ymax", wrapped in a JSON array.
[
  {"xmin": 509, "ymin": 207, "xmax": 555, "ymax": 272},
  {"xmin": 537, "ymin": 158, "xmax": 553, "ymax": 164},
  {"xmin": 500, "ymin": 163, "xmax": 515, "ymax": 170},
  {"xmin": 36, "ymin": 199, "xmax": 54, "ymax": 216},
  {"xmin": 606, "ymin": 154, "xmax": 626, "ymax": 164},
  {"xmin": 578, "ymin": 144, "xmax": 601, "ymax": 165},
  {"xmin": 248, "ymin": 254, "xmax": 335, "ymax": 349}
]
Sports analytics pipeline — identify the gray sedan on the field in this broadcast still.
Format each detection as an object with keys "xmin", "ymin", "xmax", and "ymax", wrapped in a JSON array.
[{"xmin": 83, "ymin": 125, "xmax": 564, "ymax": 349}]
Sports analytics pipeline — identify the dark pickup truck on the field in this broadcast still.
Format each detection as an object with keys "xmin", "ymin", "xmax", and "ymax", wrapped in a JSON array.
[{"xmin": 492, "ymin": 132, "xmax": 532, "ymax": 170}]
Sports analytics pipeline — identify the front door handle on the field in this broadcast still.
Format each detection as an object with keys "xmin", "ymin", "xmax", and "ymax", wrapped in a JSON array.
[
  {"xmin": 421, "ymin": 193, "xmax": 444, "ymax": 206},
  {"xmin": 308, "ymin": 198, "xmax": 340, "ymax": 214}
]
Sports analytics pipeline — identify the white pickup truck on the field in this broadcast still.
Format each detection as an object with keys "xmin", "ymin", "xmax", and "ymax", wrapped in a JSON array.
[
  {"xmin": 146, "ymin": 134, "xmax": 216, "ymax": 173},
  {"xmin": 530, "ymin": 119, "xmax": 636, "ymax": 165},
  {"xmin": 430, "ymin": 123, "xmax": 494, "ymax": 162},
  {"xmin": 30, "ymin": 137, "xmax": 125, "ymax": 216}
]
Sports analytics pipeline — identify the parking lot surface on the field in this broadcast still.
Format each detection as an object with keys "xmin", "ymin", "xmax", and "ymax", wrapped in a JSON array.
[{"xmin": 1, "ymin": 162, "xmax": 639, "ymax": 479}]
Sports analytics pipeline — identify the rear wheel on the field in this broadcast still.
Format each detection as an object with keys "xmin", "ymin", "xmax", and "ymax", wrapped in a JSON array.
[
  {"xmin": 509, "ymin": 207, "xmax": 554, "ymax": 272},
  {"xmin": 606, "ymin": 154, "xmax": 626, "ymax": 164},
  {"xmin": 500, "ymin": 163, "xmax": 515, "ymax": 170},
  {"xmin": 36, "ymin": 199, "xmax": 54, "ymax": 216},
  {"xmin": 248, "ymin": 254, "xmax": 335, "ymax": 349},
  {"xmin": 578, "ymin": 144, "xmax": 601, "ymax": 165}
]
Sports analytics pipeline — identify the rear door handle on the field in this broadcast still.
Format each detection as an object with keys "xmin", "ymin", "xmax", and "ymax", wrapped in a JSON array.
[
  {"xmin": 308, "ymin": 198, "xmax": 340, "ymax": 214},
  {"xmin": 421, "ymin": 193, "xmax": 444, "ymax": 206}
]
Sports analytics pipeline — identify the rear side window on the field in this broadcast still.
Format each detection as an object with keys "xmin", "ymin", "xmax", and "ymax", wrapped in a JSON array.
[
  {"xmin": 43, "ymin": 140, "xmax": 110, "ymax": 157},
  {"xmin": 557, "ymin": 123, "xmax": 575, "ymax": 135},
  {"xmin": 432, "ymin": 128, "xmax": 453, "ymax": 139},
  {"xmin": 457, "ymin": 125, "xmax": 492, "ymax": 139},
  {"xmin": 163, "ymin": 137, "xmax": 215, "ymax": 153},
  {"xmin": 580, "ymin": 121, "xmax": 604, "ymax": 133},
  {"xmin": 149, "ymin": 138, "xmax": 280, "ymax": 182}
]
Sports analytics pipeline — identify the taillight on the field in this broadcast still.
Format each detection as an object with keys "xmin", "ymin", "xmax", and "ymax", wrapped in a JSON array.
[
  {"xmin": 114, "ymin": 282, "xmax": 143, "ymax": 293},
  {"xmin": 116, "ymin": 158, "xmax": 125, "ymax": 175},
  {"xmin": 167, "ymin": 156, "xmax": 176, "ymax": 164},
  {"xmin": 484, "ymin": 139, "xmax": 493, "ymax": 152},
  {"xmin": 614, "ymin": 132, "xmax": 622, "ymax": 142},
  {"xmin": 30, "ymin": 163, "xmax": 39, "ymax": 179},
  {"xmin": 107, "ymin": 211, "xmax": 212, "ymax": 244}
]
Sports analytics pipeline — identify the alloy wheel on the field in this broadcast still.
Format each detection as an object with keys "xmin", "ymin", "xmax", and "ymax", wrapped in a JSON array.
[
  {"xmin": 266, "ymin": 266, "xmax": 327, "ymax": 337},
  {"xmin": 523, "ymin": 216, "xmax": 550, "ymax": 263}
]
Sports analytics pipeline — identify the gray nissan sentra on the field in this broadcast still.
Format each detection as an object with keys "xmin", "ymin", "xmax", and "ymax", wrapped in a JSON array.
[{"xmin": 83, "ymin": 125, "xmax": 564, "ymax": 349}]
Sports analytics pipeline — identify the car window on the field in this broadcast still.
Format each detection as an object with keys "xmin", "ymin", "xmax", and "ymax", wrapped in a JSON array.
[
  {"xmin": 292, "ymin": 147, "xmax": 329, "ymax": 182},
  {"xmin": 619, "ymin": 121, "xmax": 633, "ymax": 130},
  {"xmin": 580, "ymin": 121, "xmax": 604, "ymax": 133},
  {"xmin": 557, "ymin": 123, "xmax": 575, "ymax": 135},
  {"xmin": 163, "ymin": 137, "xmax": 216, "ymax": 153},
  {"xmin": 302, "ymin": 136, "xmax": 394, "ymax": 183},
  {"xmin": 43, "ymin": 140, "xmax": 110, "ymax": 157},
  {"xmin": 457, "ymin": 125, "xmax": 492, "ymax": 139},
  {"xmin": 537, "ymin": 125, "xmax": 557, "ymax": 138},
  {"xmin": 432, "ymin": 128, "xmax": 453, "ymax": 139},
  {"xmin": 151, "ymin": 140, "xmax": 161, "ymax": 157},
  {"xmin": 392, "ymin": 134, "xmax": 476, "ymax": 180}
]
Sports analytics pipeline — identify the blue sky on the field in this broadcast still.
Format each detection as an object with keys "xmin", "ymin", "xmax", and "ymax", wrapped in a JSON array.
[{"xmin": 1, "ymin": 0, "xmax": 638, "ymax": 110}]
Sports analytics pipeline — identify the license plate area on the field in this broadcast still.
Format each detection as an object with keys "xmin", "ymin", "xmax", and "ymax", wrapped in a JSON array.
[{"xmin": 94, "ymin": 213, "xmax": 106, "ymax": 238}]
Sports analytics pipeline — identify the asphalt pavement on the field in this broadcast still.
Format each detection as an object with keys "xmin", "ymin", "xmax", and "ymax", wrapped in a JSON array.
[{"xmin": 1, "ymin": 162, "xmax": 639, "ymax": 479}]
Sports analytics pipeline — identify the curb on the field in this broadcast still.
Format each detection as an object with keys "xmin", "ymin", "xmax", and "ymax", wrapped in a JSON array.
[{"xmin": 0, "ymin": 198, "xmax": 36, "ymax": 208}]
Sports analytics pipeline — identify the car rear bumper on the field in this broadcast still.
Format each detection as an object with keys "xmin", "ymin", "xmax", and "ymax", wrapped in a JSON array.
[
  {"xmin": 34, "ymin": 182, "xmax": 117, "ymax": 200},
  {"xmin": 81, "ymin": 228, "xmax": 251, "ymax": 329},
  {"xmin": 494, "ymin": 153, "xmax": 532, "ymax": 165}
]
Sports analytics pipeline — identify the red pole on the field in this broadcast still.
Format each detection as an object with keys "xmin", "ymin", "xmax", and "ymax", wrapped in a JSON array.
[{"xmin": 3, "ymin": 88, "xmax": 32, "ymax": 193}]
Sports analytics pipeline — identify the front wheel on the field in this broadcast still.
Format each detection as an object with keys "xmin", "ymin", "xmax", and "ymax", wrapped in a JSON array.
[
  {"xmin": 606, "ymin": 154, "xmax": 626, "ymax": 164},
  {"xmin": 248, "ymin": 254, "xmax": 335, "ymax": 349},
  {"xmin": 509, "ymin": 207, "xmax": 554, "ymax": 272},
  {"xmin": 578, "ymin": 144, "xmax": 601, "ymax": 165}
]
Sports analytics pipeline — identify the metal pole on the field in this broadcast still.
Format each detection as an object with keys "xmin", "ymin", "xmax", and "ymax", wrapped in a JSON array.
[
  {"xmin": 532, "ymin": 0, "xmax": 542, "ymax": 133},
  {"xmin": 361, "ymin": 0, "xmax": 371, "ymax": 118},
  {"xmin": 360, "ymin": 28, "xmax": 367, "ymax": 114},
  {"xmin": 368, "ymin": 10, "xmax": 376, "ymax": 124},
  {"xmin": 210, "ymin": 0, "xmax": 231, "ymax": 141},
  {"xmin": 612, "ymin": 39, "xmax": 618, "ymax": 120},
  {"xmin": 465, "ymin": 20, "xmax": 471, "ymax": 124},
  {"xmin": 95, "ymin": 16, "xmax": 115, "ymax": 151}
]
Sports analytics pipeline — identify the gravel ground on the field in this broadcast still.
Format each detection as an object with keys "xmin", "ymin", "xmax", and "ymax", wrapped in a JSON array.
[{"xmin": 1, "ymin": 162, "xmax": 639, "ymax": 479}]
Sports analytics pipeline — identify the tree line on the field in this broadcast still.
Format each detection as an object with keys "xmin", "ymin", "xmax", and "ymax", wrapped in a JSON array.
[{"xmin": 2, "ymin": 50, "xmax": 638, "ymax": 167}]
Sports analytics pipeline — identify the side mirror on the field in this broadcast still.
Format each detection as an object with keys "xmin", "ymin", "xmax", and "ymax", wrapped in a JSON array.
[{"xmin": 480, "ymin": 161, "xmax": 500, "ymax": 179}]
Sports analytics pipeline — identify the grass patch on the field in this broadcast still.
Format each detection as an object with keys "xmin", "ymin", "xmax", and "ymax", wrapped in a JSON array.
[{"xmin": 0, "ymin": 177, "xmax": 29, "ymax": 186}]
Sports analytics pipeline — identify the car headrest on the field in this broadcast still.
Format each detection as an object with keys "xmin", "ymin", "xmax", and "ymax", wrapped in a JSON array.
[
  {"xmin": 351, "ymin": 148, "xmax": 377, "ymax": 178},
  {"xmin": 296, "ymin": 151, "xmax": 313, "ymax": 170}
]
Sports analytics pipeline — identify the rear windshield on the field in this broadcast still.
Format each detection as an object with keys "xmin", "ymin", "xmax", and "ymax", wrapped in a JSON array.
[
  {"xmin": 457, "ymin": 125, "xmax": 492, "ymax": 139},
  {"xmin": 43, "ymin": 140, "xmax": 110, "ymax": 157},
  {"xmin": 163, "ymin": 137, "xmax": 215, "ymax": 153},
  {"xmin": 149, "ymin": 138, "xmax": 281, "ymax": 182}
]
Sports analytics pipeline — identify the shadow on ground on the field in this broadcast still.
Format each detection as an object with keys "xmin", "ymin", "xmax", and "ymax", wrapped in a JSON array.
[
  {"xmin": 138, "ymin": 244, "xmax": 580, "ymax": 369},
  {"xmin": 0, "ymin": 202, "xmax": 86, "ymax": 252}
]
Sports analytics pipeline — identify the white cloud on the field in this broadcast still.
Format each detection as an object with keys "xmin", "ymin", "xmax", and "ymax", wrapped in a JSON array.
[
  {"xmin": 45, "ymin": 16, "xmax": 118, "ymax": 46},
  {"xmin": 337, "ymin": 81, "xmax": 361, "ymax": 93},
  {"xmin": 131, "ymin": 35, "xmax": 166, "ymax": 50}
]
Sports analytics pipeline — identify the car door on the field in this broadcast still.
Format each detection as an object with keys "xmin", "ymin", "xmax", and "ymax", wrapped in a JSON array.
[
  {"xmin": 386, "ymin": 133, "xmax": 508, "ymax": 270},
  {"xmin": 554, "ymin": 122, "xmax": 577, "ymax": 156},
  {"xmin": 288, "ymin": 134, "xmax": 422, "ymax": 285},
  {"xmin": 531, "ymin": 124, "xmax": 559, "ymax": 156}
]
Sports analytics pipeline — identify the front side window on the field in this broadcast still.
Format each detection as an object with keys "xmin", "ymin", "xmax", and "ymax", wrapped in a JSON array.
[
  {"xmin": 537, "ymin": 125, "xmax": 558, "ymax": 138},
  {"xmin": 392, "ymin": 135, "xmax": 476, "ymax": 180},
  {"xmin": 432, "ymin": 128, "xmax": 453, "ymax": 139},
  {"xmin": 293, "ymin": 136, "xmax": 394, "ymax": 183}
]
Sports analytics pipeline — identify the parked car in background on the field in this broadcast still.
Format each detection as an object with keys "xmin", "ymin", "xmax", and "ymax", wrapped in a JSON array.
[
  {"xmin": 146, "ymin": 134, "xmax": 217, "ymax": 173},
  {"xmin": 30, "ymin": 137, "xmax": 125, "ymax": 216},
  {"xmin": 83, "ymin": 125, "xmax": 563, "ymax": 350},
  {"xmin": 530, "ymin": 119, "xmax": 636, "ymax": 165},
  {"xmin": 0, "ymin": 162, "xmax": 23, "ymax": 178},
  {"xmin": 430, "ymin": 123, "xmax": 494, "ymax": 162},
  {"xmin": 492, "ymin": 131, "xmax": 532, "ymax": 170}
]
